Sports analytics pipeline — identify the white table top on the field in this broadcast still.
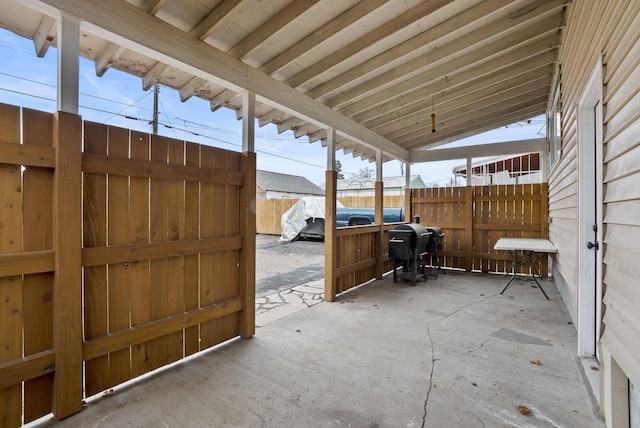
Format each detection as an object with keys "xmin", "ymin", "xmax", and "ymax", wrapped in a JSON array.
[{"xmin": 494, "ymin": 237, "xmax": 557, "ymax": 253}]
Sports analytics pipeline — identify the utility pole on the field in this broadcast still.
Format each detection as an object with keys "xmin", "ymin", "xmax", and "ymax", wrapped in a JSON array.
[{"xmin": 152, "ymin": 83, "xmax": 159, "ymax": 135}]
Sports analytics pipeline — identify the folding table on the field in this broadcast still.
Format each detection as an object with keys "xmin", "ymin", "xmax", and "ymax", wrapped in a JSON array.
[{"xmin": 494, "ymin": 237, "xmax": 557, "ymax": 300}]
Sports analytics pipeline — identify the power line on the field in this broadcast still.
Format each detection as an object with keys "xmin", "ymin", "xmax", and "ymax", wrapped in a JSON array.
[{"xmin": 0, "ymin": 74, "xmax": 357, "ymax": 175}]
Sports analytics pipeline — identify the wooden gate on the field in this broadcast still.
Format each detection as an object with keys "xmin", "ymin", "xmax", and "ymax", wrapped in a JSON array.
[
  {"xmin": 411, "ymin": 184, "xmax": 549, "ymax": 275},
  {"xmin": 0, "ymin": 104, "xmax": 255, "ymax": 426}
]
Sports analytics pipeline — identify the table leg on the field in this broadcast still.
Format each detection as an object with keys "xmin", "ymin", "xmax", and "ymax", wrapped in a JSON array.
[{"xmin": 500, "ymin": 250, "xmax": 549, "ymax": 300}]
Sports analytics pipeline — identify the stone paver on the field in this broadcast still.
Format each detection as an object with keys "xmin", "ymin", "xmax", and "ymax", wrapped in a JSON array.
[{"xmin": 255, "ymin": 280, "xmax": 325, "ymax": 327}]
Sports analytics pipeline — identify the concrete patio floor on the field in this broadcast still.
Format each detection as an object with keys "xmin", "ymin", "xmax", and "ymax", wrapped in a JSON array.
[{"xmin": 35, "ymin": 271, "xmax": 604, "ymax": 427}]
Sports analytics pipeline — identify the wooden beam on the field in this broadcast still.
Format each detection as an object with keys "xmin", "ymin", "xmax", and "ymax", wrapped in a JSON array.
[
  {"xmin": 141, "ymin": 0, "xmax": 167, "ymax": 15},
  {"xmin": 376, "ymin": 72, "xmax": 551, "ymax": 137},
  {"xmin": 142, "ymin": 61, "xmax": 168, "ymax": 91},
  {"xmin": 405, "ymin": 103, "xmax": 547, "ymax": 150},
  {"xmin": 355, "ymin": 51, "xmax": 555, "ymax": 126},
  {"xmin": 339, "ymin": 32, "xmax": 559, "ymax": 118},
  {"xmin": 0, "ymin": 251, "xmax": 55, "ymax": 277},
  {"xmin": 392, "ymin": 89, "xmax": 550, "ymax": 144},
  {"xmin": 228, "ymin": 0, "xmax": 320, "ymax": 60},
  {"xmin": 94, "ymin": 42, "xmax": 125, "ymax": 77},
  {"xmin": 325, "ymin": 0, "xmax": 563, "ymax": 109},
  {"xmin": 33, "ymin": 14, "xmax": 55, "ymax": 57},
  {"xmin": 29, "ymin": 0, "xmax": 408, "ymax": 160},
  {"xmin": 83, "ymin": 298, "xmax": 242, "ymax": 360},
  {"xmin": 178, "ymin": 76, "xmax": 207, "ymax": 102},
  {"xmin": 189, "ymin": 0, "xmax": 242, "ymax": 40},
  {"xmin": 306, "ymin": 0, "xmax": 512, "ymax": 99},
  {"xmin": 0, "ymin": 350, "xmax": 56, "ymax": 390},
  {"xmin": 284, "ymin": 0, "xmax": 453, "ymax": 88},
  {"xmin": 410, "ymin": 138, "xmax": 547, "ymax": 163},
  {"xmin": 0, "ymin": 140, "xmax": 55, "ymax": 167},
  {"xmin": 259, "ymin": 0, "xmax": 387, "ymax": 75}
]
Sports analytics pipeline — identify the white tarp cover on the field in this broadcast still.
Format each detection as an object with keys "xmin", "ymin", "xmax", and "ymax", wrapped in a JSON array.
[{"xmin": 279, "ymin": 197, "xmax": 344, "ymax": 241}]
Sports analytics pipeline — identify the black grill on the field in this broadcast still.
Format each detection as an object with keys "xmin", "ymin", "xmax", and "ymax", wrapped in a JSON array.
[
  {"xmin": 423, "ymin": 226, "xmax": 445, "ymax": 278},
  {"xmin": 388, "ymin": 223, "xmax": 431, "ymax": 285}
]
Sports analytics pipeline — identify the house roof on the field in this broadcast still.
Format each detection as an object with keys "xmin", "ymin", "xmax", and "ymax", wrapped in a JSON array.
[
  {"xmin": 453, "ymin": 152, "xmax": 541, "ymax": 176},
  {"xmin": 257, "ymin": 170, "xmax": 324, "ymax": 196},
  {"xmin": 2, "ymin": 0, "xmax": 565, "ymax": 163},
  {"xmin": 335, "ymin": 175, "xmax": 424, "ymax": 191}
]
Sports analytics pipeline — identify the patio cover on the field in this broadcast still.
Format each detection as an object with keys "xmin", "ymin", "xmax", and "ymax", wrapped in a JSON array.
[{"xmin": 1, "ymin": 0, "xmax": 565, "ymax": 163}]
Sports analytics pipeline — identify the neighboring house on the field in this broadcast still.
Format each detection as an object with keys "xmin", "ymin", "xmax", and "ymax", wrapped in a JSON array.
[
  {"xmin": 452, "ymin": 153, "xmax": 542, "ymax": 185},
  {"xmin": 256, "ymin": 170, "xmax": 324, "ymax": 200},
  {"xmin": 330, "ymin": 175, "xmax": 426, "ymax": 197}
]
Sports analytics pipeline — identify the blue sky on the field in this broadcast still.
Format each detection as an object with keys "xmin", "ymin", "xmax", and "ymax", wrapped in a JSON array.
[{"xmin": 0, "ymin": 28, "xmax": 545, "ymax": 186}]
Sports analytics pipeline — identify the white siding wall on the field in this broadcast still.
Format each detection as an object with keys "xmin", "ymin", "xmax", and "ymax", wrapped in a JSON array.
[{"xmin": 551, "ymin": 0, "xmax": 640, "ymax": 423}]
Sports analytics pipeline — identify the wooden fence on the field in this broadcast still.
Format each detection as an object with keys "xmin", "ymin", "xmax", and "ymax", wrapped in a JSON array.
[
  {"xmin": 256, "ymin": 195, "xmax": 404, "ymax": 235},
  {"xmin": 0, "ymin": 104, "xmax": 255, "ymax": 425},
  {"xmin": 411, "ymin": 184, "xmax": 549, "ymax": 275},
  {"xmin": 326, "ymin": 183, "xmax": 549, "ymax": 300}
]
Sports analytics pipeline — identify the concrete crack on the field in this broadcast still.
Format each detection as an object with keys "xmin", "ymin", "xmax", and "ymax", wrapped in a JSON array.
[
  {"xmin": 421, "ymin": 292, "xmax": 499, "ymax": 427},
  {"xmin": 421, "ymin": 322, "xmax": 436, "ymax": 428}
]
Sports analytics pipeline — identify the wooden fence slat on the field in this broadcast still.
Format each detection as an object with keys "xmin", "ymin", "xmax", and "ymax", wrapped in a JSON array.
[
  {"xmin": 199, "ymin": 146, "xmax": 216, "ymax": 350},
  {"xmin": 82, "ymin": 121, "xmax": 109, "ymax": 397},
  {"xmin": 0, "ymin": 103, "xmax": 23, "ymax": 427},
  {"xmin": 149, "ymin": 135, "xmax": 170, "ymax": 371},
  {"xmin": 166, "ymin": 139, "xmax": 185, "ymax": 364},
  {"xmin": 107, "ymin": 126, "xmax": 132, "ymax": 388},
  {"xmin": 22, "ymin": 108, "xmax": 55, "ymax": 422},
  {"xmin": 129, "ymin": 131, "xmax": 151, "ymax": 379},
  {"xmin": 183, "ymin": 142, "xmax": 200, "ymax": 356}
]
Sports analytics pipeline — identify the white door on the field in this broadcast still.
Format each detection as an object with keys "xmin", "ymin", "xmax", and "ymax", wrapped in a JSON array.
[{"xmin": 577, "ymin": 62, "xmax": 603, "ymax": 360}]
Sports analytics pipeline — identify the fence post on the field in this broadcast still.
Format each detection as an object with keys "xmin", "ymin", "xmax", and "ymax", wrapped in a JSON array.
[
  {"xmin": 465, "ymin": 186, "xmax": 473, "ymax": 271},
  {"xmin": 52, "ymin": 111, "xmax": 83, "ymax": 419},
  {"xmin": 375, "ymin": 181, "xmax": 384, "ymax": 279},
  {"xmin": 239, "ymin": 152, "xmax": 256, "ymax": 339},
  {"xmin": 324, "ymin": 170, "xmax": 337, "ymax": 302}
]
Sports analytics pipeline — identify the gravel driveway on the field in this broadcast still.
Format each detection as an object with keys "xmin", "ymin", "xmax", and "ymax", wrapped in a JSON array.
[{"xmin": 255, "ymin": 234, "xmax": 325, "ymax": 297}]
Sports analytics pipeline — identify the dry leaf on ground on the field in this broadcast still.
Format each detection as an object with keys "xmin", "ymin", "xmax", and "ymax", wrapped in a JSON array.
[{"xmin": 517, "ymin": 405, "xmax": 531, "ymax": 415}]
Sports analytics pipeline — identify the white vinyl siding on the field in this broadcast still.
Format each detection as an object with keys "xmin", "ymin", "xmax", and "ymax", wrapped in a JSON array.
[{"xmin": 550, "ymin": 0, "xmax": 640, "ymax": 406}]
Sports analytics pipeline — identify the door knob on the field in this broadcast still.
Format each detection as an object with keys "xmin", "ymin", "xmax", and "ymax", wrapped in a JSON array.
[{"xmin": 587, "ymin": 241, "xmax": 599, "ymax": 250}]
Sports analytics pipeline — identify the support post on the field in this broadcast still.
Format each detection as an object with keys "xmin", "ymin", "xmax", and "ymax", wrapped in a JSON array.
[
  {"xmin": 465, "ymin": 185, "xmax": 473, "ymax": 272},
  {"xmin": 239, "ymin": 151, "xmax": 256, "ymax": 338},
  {"xmin": 464, "ymin": 157, "xmax": 473, "ymax": 271},
  {"xmin": 324, "ymin": 129, "xmax": 337, "ymax": 301},
  {"xmin": 242, "ymin": 92, "xmax": 255, "ymax": 152},
  {"xmin": 52, "ymin": 111, "xmax": 83, "ymax": 419},
  {"xmin": 57, "ymin": 14, "xmax": 80, "ymax": 114},
  {"xmin": 239, "ymin": 90, "xmax": 256, "ymax": 337},
  {"xmin": 374, "ymin": 150, "xmax": 384, "ymax": 278},
  {"xmin": 404, "ymin": 163, "xmax": 412, "ymax": 222}
]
